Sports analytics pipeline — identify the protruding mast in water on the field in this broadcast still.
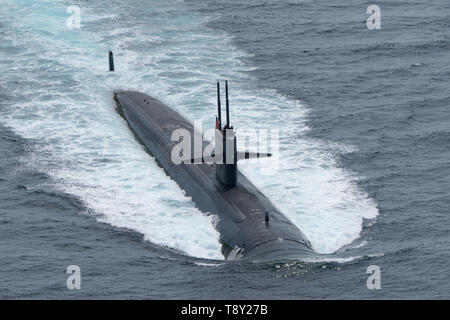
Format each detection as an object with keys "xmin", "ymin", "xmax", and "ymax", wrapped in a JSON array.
[{"xmin": 109, "ymin": 51, "xmax": 115, "ymax": 72}]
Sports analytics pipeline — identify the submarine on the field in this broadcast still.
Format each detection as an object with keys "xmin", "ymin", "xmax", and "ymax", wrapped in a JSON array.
[{"xmin": 110, "ymin": 53, "xmax": 315, "ymax": 261}]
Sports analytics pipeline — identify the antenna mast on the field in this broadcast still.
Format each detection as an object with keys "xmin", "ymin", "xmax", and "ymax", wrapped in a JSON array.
[
  {"xmin": 225, "ymin": 80, "xmax": 230, "ymax": 128},
  {"xmin": 217, "ymin": 82, "xmax": 222, "ymax": 129}
]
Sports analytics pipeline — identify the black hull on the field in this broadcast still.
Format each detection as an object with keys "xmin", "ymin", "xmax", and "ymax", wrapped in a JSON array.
[{"xmin": 114, "ymin": 91, "xmax": 314, "ymax": 261}]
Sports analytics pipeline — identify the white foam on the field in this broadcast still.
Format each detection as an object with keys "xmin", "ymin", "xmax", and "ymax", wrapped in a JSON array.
[
  {"xmin": 1, "ymin": 0, "xmax": 223, "ymax": 260},
  {"xmin": 303, "ymin": 252, "xmax": 385, "ymax": 264}
]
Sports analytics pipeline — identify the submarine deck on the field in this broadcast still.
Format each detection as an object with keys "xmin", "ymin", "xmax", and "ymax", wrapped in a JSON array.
[{"xmin": 114, "ymin": 91, "xmax": 314, "ymax": 260}]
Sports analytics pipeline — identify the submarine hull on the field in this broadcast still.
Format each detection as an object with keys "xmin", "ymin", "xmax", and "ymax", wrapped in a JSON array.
[{"xmin": 114, "ymin": 91, "xmax": 314, "ymax": 261}]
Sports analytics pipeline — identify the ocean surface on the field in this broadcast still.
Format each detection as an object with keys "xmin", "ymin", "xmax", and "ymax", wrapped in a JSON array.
[{"xmin": 0, "ymin": 0, "xmax": 449, "ymax": 299}]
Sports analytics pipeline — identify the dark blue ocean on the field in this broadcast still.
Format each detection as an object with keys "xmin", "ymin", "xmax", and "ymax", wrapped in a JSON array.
[{"xmin": 1, "ymin": 0, "xmax": 449, "ymax": 299}]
